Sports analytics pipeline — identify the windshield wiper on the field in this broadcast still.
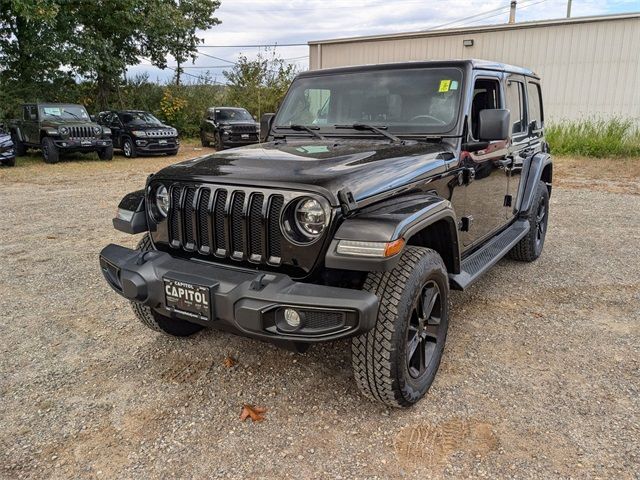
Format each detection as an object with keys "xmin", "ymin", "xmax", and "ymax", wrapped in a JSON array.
[
  {"xmin": 335, "ymin": 123, "xmax": 403, "ymax": 144},
  {"xmin": 277, "ymin": 124, "xmax": 326, "ymax": 140}
]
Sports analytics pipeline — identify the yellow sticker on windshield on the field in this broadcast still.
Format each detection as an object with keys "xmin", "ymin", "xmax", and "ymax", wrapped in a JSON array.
[{"xmin": 439, "ymin": 80, "xmax": 451, "ymax": 92}]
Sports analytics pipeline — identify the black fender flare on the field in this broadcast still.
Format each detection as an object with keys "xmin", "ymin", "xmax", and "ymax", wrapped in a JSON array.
[
  {"xmin": 325, "ymin": 194, "xmax": 460, "ymax": 272},
  {"xmin": 517, "ymin": 152, "xmax": 552, "ymax": 215},
  {"xmin": 113, "ymin": 189, "xmax": 147, "ymax": 234}
]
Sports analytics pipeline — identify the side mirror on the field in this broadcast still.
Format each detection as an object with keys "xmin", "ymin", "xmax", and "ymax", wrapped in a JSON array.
[
  {"xmin": 478, "ymin": 109, "xmax": 510, "ymax": 142},
  {"xmin": 90, "ymin": 115, "xmax": 96, "ymax": 122},
  {"xmin": 260, "ymin": 113, "xmax": 275, "ymax": 143}
]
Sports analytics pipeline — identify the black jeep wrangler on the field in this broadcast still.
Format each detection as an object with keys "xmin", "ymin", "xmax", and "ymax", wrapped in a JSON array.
[
  {"xmin": 97, "ymin": 110, "xmax": 179, "ymax": 158},
  {"xmin": 100, "ymin": 60, "xmax": 552, "ymax": 407},
  {"xmin": 9, "ymin": 103, "xmax": 113, "ymax": 163},
  {"xmin": 199, "ymin": 107, "xmax": 259, "ymax": 149}
]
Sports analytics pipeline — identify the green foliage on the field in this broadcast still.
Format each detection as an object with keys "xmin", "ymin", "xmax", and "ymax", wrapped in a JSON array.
[
  {"xmin": 223, "ymin": 50, "xmax": 297, "ymax": 119},
  {"xmin": 546, "ymin": 118, "xmax": 640, "ymax": 158},
  {"xmin": 0, "ymin": 0, "xmax": 221, "ymax": 110}
]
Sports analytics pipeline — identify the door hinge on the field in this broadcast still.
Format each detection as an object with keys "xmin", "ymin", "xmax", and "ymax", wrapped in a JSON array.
[
  {"xmin": 504, "ymin": 195, "xmax": 513, "ymax": 207},
  {"xmin": 338, "ymin": 188, "xmax": 358, "ymax": 216},
  {"xmin": 460, "ymin": 216, "xmax": 473, "ymax": 232}
]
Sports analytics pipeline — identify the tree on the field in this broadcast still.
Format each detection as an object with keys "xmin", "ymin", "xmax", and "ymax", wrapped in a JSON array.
[
  {"xmin": 223, "ymin": 50, "xmax": 297, "ymax": 119},
  {"xmin": 0, "ymin": 0, "xmax": 221, "ymax": 111}
]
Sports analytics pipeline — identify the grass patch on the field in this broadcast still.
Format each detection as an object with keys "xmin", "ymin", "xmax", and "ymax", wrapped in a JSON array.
[{"xmin": 546, "ymin": 118, "xmax": 640, "ymax": 158}]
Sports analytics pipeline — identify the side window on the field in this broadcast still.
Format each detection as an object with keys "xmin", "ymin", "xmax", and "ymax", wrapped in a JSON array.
[
  {"xmin": 470, "ymin": 78, "xmax": 501, "ymax": 140},
  {"xmin": 505, "ymin": 79, "xmax": 526, "ymax": 134},
  {"xmin": 527, "ymin": 81, "xmax": 543, "ymax": 129}
]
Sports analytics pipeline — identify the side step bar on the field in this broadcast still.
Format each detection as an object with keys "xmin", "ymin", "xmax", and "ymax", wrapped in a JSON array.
[{"xmin": 449, "ymin": 219, "xmax": 530, "ymax": 290}]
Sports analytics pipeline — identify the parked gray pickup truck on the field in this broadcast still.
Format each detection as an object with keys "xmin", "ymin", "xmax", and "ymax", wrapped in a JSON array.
[{"xmin": 9, "ymin": 103, "xmax": 113, "ymax": 163}]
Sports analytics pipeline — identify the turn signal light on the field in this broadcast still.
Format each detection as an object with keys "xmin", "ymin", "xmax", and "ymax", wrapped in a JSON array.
[{"xmin": 336, "ymin": 238, "xmax": 405, "ymax": 258}]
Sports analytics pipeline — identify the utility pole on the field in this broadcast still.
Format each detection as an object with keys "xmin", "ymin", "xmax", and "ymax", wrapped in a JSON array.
[
  {"xmin": 509, "ymin": 1, "xmax": 517, "ymax": 24},
  {"xmin": 566, "ymin": 0, "xmax": 572, "ymax": 18}
]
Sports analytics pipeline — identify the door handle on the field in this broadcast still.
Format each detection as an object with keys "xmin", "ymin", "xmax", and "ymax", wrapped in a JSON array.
[{"xmin": 498, "ymin": 158, "xmax": 513, "ymax": 168}]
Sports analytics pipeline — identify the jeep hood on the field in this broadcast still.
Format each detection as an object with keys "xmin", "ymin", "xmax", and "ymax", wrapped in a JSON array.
[
  {"xmin": 41, "ymin": 119, "xmax": 99, "ymax": 128},
  {"xmin": 154, "ymin": 140, "xmax": 454, "ymax": 204}
]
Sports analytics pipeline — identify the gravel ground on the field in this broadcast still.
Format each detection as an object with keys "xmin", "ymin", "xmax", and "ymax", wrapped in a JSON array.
[{"xmin": 0, "ymin": 148, "xmax": 638, "ymax": 479}]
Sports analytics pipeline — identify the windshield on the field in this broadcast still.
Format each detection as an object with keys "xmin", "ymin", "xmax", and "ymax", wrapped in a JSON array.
[
  {"xmin": 39, "ymin": 105, "xmax": 90, "ymax": 121},
  {"xmin": 275, "ymin": 67, "xmax": 463, "ymax": 135},
  {"xmin": 215, "ymin": 108, "xmax": 253, "ymax": 122},
  {"xmin": 120, "ymin": 111, "xmax": 163, "ymax": 126}
]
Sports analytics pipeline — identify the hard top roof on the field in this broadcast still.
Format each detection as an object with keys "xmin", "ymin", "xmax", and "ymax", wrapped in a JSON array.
[{"xmin": 297, "ymin": 59, "xmax": 538, "ymax": 79}]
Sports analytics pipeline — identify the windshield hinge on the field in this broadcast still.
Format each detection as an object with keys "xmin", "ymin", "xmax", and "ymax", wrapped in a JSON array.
[{"xmin": 338, "ymin": 189, "xmax": 358, "ymax": 216}]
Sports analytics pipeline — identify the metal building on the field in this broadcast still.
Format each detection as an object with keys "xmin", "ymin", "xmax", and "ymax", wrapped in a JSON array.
[{"xmin": 308, "ymin": 13, "xmax": 640, "ymax": 122}]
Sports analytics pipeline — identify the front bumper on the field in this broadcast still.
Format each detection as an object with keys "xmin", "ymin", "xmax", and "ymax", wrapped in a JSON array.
[
  {"xmin": 133, "ymin": 138, "xmax": 179, "ymax": 154},
  {"xmin": 54, "ymin": 138, "xmax": 112, "ymax": 149},
  {"xmin": 221, "ymin": 133, "xmax": 259, "ymax": 147},
  {"xmin": 0, "ymin": 148, "xmax": 15, "ymax": 161},
  {"xmin": 99, "ymin": 244, "xmax": 378, "ymax": 343}
]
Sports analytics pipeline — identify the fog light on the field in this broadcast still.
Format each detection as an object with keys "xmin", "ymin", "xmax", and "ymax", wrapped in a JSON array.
[{"xmin": 283, "ymin": 308, "xmax": 301, "ymax": 328}]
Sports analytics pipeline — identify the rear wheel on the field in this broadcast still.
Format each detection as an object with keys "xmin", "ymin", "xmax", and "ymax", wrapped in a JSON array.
[
  {"xmin": 12, "ymin": 134, "xmax": 26, "ymax": 156},
  {"xmin": 130, "ymin": 234, "xmax": 204, "ymax": 337},
  {"xmin": 97, "ymin": 144, "xmax": 113, "ymax": 161},
  {"xmin": 41, "ymin": 137, "xmax": 59, "ymax": 164},
  {"xmin": 122, "ymin": 137, "xmax": 137, "ymax": 158},
  {"xmin": 508, "ymin": 180, "xmax": 549, "ymax": 262},
  {"xmin": 351, "ymin": 247, "xmax": 449, "ymax": 408}
]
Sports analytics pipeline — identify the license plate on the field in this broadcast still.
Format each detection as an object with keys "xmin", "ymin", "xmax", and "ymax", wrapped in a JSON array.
[
  {"xmin": 164, "ymin": 278, "xmax": 211, "ymax": 321},
  {"xmin": 159, "ymin": 139, "xmax": 167, "ymax": 144},
  {"xmin": 81, "ymin": 140, "xmax": 92, "ymax": 146},
  {"xmin": 241, "ymin": 134, "xmax": 249, "ymax": 139}
]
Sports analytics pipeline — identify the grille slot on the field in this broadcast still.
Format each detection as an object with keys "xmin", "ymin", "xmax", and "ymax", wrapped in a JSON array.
[
  {"xmin": 230, "ymin": 192, "xmax": 246, "ymax": 257},
  {"xmin": 167, "ymin": 185, "xmax": 288, "ymax": 266},
  {"xmin": 197, "ymin": 189, "xmax": 211, "ymax": 251},
  {"xmin": 183, "ymin": 187, "xmax": 196, "ymax": 248},
  {"xmin": 248, "ymin": 194, "xmax": 264, "ymax": 261},
  {"xmin": 268, "ymin": 195, "xmax": 284, "ymax": 261}
]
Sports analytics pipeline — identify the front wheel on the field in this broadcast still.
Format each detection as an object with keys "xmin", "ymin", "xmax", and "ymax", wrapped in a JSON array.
[
  {"xmin": 97, "ymin": 144, "xmax": 113, "ymax": 161},
  {"xmin": 122, "ymin": 137, "xmax": 137, "ymax": 158},
  {"xmin": 41, "ymin": 137, "xmax": 59, "ymax": 164},
  {"xmin": 214, "ymin": 132, "xmax": 225, "ymax": 151},
  {"xmin": 200, "ymin": 131, "xmax": 210, "ymax": 148},
  {"xmin": 351, "ymin": 247, "xmax": 449, "ymax": 408},
  {"xmin": 130, "ymin": 234, "xmax": 204, "ymax": 337}
]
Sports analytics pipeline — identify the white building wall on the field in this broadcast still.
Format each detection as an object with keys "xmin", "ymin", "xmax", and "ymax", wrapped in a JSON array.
[{"xmin": 309, "ymin": 14, "xmax": 640, "ymax": 123}]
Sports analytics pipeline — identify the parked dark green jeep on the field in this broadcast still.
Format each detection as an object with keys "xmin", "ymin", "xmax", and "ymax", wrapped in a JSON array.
[{"xmin": 9, "ymin": 103, "xmax": 113, "ymax": 163}]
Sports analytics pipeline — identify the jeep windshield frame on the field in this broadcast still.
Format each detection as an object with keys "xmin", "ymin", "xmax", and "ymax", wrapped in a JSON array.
[{"xmin": 274, "ymin": 66, "xmax": 466, "ymax": 138}]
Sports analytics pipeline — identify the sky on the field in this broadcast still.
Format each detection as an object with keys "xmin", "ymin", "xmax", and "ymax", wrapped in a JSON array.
[{"xmin": 129, "ymin": 0, "xmax": 639, "ymax": 83}]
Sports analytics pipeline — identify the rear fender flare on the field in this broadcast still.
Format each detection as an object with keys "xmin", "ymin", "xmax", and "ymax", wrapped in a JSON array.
[
  {"xmin": 325, "ymin": 194, "xmax": 460, "ymax": 272},
  {"xmin": 518, "ymin": 152, "xmax": 552, "ymax": 214}
]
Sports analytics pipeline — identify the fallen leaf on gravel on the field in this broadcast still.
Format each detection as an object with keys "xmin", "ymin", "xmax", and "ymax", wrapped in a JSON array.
[
  {"xmin": 46, "ymin": 235, "xmax": 57, "ymax": 239},
  {"xmin": 223, "ymin": 356, "xmax": 236, "ymax": 368},
  {"xmin": 240, "ymin": 404, "xmax": 266, "ymax": 422}
]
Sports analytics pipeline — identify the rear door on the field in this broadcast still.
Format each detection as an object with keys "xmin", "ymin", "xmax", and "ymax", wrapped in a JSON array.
[
  {"xmin": 23, "ymin": 105, "xmax": 38, "ymax": 144},
  {"xmin": 505, "ymin": 75, "xmax": 543, "ymax": 220}
]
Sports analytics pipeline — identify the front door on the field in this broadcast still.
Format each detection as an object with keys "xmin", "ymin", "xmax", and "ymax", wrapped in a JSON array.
[{"xmin": 459, "ymin": 75, "xmax": 511, "ymax": 248}]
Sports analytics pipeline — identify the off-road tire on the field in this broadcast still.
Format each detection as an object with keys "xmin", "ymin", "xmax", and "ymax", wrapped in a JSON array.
[
  {"xmin": 214, "ymin": 132, "xmax": 225, "ymax": 151},
  {"xmin": 12, "ymin": 134, "xmax": 27, "ymax": 156},
  {"xmin": 41, "ymin": 137, "xmax": 59, "ymax": 164},
  {"xmin": 508, "ymin": 180, "xmax": 549, "ymax": 262},
  {"xmin": 122, "ymin": 137, "xmax": 137, "ymax": 158},
  {"xmin": 351, "ymin": 247, "xmax": 449, "ymax": 408},
  {"xmin": 200, "ymin": 131, "xmax": 210, "ymax": 148},
  {"xmin": 130, "ymin": 234, "xmax": 204, "ymax": 337},
  {"xmin": 3, "ymin": 157, "xmax": 16, "ymax": 167},
  {"xmin": 97, "ymin": 144, "xmax": 113, "ymax": 161}
]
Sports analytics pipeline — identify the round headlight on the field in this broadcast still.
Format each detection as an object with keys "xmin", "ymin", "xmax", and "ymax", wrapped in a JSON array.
[
  {"xmin": 155, "ymin": 185, "xmax": 169, "ymax": 218},
  {"xmin": 295, "ymin": 198, "xmax": 326, "ymax": 237},
  {"xmin": 93, "ymin": 126, "xmax": 102, "ymax": 135},
  {"xmin": 59, "ymin": 126, "xmax": 69, "ymax": 135}
]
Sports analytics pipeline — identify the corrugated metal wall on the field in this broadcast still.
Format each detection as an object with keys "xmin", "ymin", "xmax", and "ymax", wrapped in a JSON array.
[{"xmin": 309, "ymin": 16, "xmax": 640, "ymax": 122}]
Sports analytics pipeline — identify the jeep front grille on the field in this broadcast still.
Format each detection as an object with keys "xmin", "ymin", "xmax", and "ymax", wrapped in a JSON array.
[
  {"xmin": 232, "ymin": 125, "xmax": 257, "ymax": 133},
  {"xmin": 168, "ymin": 185, "xmax": 285, "ymax": 265},
  {"xmin": 69, "ymin": 126, "xmax": 95, "ymax": 139}
]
